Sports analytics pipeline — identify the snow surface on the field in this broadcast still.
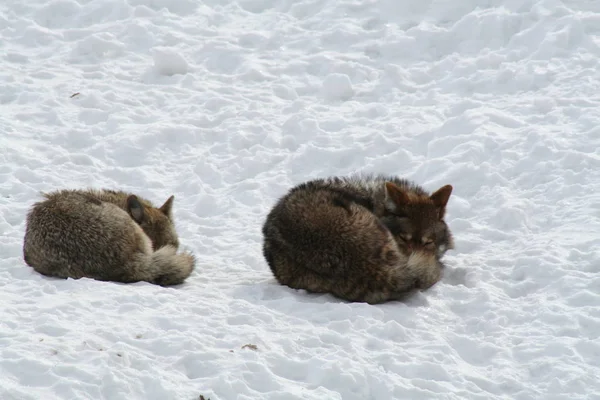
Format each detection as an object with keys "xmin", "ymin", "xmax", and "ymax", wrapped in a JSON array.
[{"xmin": 1, "ymin": 0, "xmax": 600, "ymax": 399}]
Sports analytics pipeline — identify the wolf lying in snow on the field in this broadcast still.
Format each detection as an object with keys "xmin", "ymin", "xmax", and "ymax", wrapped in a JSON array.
[
  {"xmin": 23, "ymin": 188, "xmax": 195, "ymax": 286},
  {"xmin": 262, "ymin": 174, "xmax": 454, "ymax": 304}
]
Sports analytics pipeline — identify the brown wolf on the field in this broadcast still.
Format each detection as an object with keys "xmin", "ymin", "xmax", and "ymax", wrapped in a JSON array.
[
  {"xmin": 23, "ymin": 188, "xmax": 195, "ymax": 286},
  {"xmin": 261, "ymin": 174, "xmax": 454, "ymax": 304}
]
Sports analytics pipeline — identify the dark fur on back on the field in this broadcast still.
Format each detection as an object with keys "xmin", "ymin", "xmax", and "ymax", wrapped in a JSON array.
[
  {"xmin": 23, "ymin": 188, "xmax": 195, "ymax": 286},
  {"xmin": 262, "ymin": 174, "xmax": 455, "ymax": 304}
]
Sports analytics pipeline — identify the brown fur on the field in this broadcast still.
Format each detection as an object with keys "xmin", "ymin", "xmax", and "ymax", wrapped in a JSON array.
[
  {"xmin": 23, "ymin": 188, "xmax": 195, "ymax": 286},
  {"xmin": 262, "ymin": 174, "xmax": 454, "ymax": 304}
]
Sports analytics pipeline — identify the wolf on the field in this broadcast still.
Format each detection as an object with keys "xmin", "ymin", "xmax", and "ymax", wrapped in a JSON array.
[
  {"xmin": 23, "ymin": 188, "xmax": 195, "ymax": 286},
  {"xmin": 261, "ymin": 174, "xmax": 454, "ymax": 304}
]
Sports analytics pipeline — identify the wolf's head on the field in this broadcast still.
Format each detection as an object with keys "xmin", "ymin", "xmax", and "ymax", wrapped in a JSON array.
[
  {"xmin": 380, "ymin": 182, "xmax": 454, "ymax": 262},
  {"xmin": 126, "ymin": 194, "xmax": 180, "ymax": 251}
]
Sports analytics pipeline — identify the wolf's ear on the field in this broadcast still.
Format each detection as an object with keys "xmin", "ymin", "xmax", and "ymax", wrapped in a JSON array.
[
  {"xmin": 127, "ymin": 195, "xmax": 145, "ymax": 223},
  {"xmin": 385, "ymin": 182, "xmax": 410, "ymax": 210},
  {"xmin": 159, "ymin": 195, "xmax": 174, "ymax": 219},
  {"xmin": 430, "ymin": 184, "xmax": 452, "ymax": 219}
]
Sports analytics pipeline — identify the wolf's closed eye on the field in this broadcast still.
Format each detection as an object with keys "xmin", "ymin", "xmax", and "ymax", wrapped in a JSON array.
[{"xmin": 423, "ymin": 240, "xmax": 435, "ymax": 248}]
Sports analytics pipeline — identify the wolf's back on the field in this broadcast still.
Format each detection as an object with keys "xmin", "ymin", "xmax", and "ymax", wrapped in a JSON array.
[{"xmin": 262, "ymin": 179, "xmax": 407, "ymax": 302}]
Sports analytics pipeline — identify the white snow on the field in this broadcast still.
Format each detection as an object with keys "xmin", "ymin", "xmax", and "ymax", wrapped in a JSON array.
[
  {"xmin": 152, "ymin": 48, "xmax": 190, "ymax": 76},
  {"xmin": 1, "ymin": 0, "xmax": 600, "ymax": 399},
  {"xmin": 321, "ymin": 73, "xmax": 355, "ymax": 101}
]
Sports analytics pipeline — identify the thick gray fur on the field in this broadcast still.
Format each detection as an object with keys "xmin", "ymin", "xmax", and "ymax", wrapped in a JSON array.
[
  {"xmin": 262, "ymin": 174, "xmax": 455, "ymax": 304},
  {"xmin": 23, "ymin": 188, "xmax": 195, "ymax": 286}
]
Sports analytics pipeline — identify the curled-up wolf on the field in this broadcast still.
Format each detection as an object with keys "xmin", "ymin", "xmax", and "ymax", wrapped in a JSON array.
[
  {"xmin": 23, "ymin": 188, "xmax": 195, "ymax": 286},
  {"xmin": 262, "ymin": 174, "xmax": 454, "ymax": 304}
]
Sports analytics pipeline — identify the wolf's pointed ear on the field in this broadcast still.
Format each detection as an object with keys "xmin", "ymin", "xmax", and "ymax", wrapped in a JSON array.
[
  {"xmin": 430, "ymin": 184, "xmax": 452, "ymax": 219},
  {"xmin": 127, "ymin": 195, "xmax": 145, "ymax": 223},
  {"xmin": 159, "ymin": 195, "xmax": 175, "ymax": 219},
  {"xmin": 385, "ymin": 182, "xmax": 410, "ymax": 210}
]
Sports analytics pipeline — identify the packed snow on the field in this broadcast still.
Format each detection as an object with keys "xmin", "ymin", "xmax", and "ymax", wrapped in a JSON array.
[{"xmin": 1, "ymin": 0, "xmax": 600, "ymax": 399}]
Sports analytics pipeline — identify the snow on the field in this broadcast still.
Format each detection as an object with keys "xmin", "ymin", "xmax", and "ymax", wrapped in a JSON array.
[
  {"xmin": 152, "ymin": 48, "xmax": 190, "ymax": 76},
  {"xmin": 1, "ymin": 0, "xmax": 600, "ymax": 398}
]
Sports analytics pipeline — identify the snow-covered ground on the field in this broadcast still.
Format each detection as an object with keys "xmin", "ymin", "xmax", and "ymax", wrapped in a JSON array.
[{"xmin": 2, "ymin": 0, "xmax": 600, "ymax": 399}]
